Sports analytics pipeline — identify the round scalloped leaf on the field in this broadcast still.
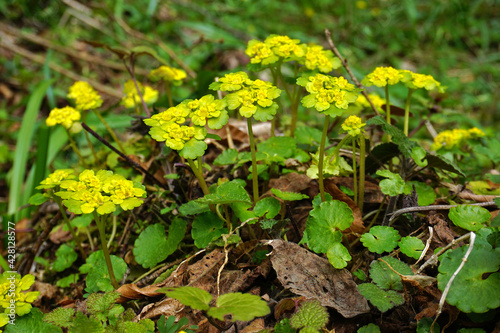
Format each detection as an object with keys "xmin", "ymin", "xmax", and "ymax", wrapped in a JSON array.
[
  {"xmin": 327, "ymin": 242, "xmax": 352, "ymax": 269},
  {"xmin": 254, "ymin": 197, "xmax": 281, "ymax": 219},
  {"xmin": 271, "ymin": 188, "xmax": 309, "ymax": 201},
  {"xmin": 253, "ymin": 103, "xmax": 279, "ymax": 121},
  {"xmin": 28, "ymin": 193, "xmax": 48, "ymax": 206},
  {"xmin": 417, "ymin": 317, "xmax": 440, "ymax": 333},
  {"xmin": 398, "ymin": 236, "xmax": 425, "ymax": 259},
  {"xmin": 197, "ymin": 180, "xmax": 252, "ymax": 205},
  {"xmin": 191, "ymin": 211, "xmax": 225, "ymax": 248},
  {"xmin": 207, "ymin": 292, "xmax": 270, "ymax": 322},
  {"xmin": 79, "ymin": 251, "xmax": 127, "ymax": 293},
  {"xmin": 448, "ymin": 205, "xmax": 491, "ymax": 231},
  {"xmin": 306, "ymin": 200, "xmax": 354, "ymax": 253},
  {"xmin": 370, "ymin": 256, "xmax": 413, "ymax": 291},
  {"xmin": 258, "ymin": 136, "xmax": 297, "ymax": 160},
  {"xmin": 357, "ymin": 283, "xmax": 404, "ymax": 312},
  {"xmin": 214, "ymin": 148, "xmax": 239, "ymax": 166},
  {"xmin": 157, "ymin": 286, "xmax": 211, "ymax": 311},
  {"xmin": 53, "ymin": 244, "xmax": 78, "ymax": 272},
  {"xmin": 207, "ymin": 110, "xmax": 229, "ymax": 130},
  {"xmin": 294, "ymin": 126, "xmax": 323, "ymax": 145},
  {"xmin": 376, "ymin": 170, "xmax": 408, "ymax": 196},
  {"xmin": 358, "ymin": 323, "xmax": 381, "ymax": 333},
  {"xmin": 437, "ymin": 241, "xmax": 500, "ymax": 313},
  {"xmin": 179, "ymin": 138, "xmax": 208, "ymax": 159},
  {"xmin": 360, "ymin": 226, "xmax": 400, "ymax": 254},
  {"xmin": 290, "ymin": 300, "xmax": 329, "ymax": 330}
]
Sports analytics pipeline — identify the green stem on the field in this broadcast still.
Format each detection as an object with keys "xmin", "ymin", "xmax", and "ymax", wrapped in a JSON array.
[
  {"xmin": 384, "ymin": 84, "xmax": 391, "ymax": 143},
  {"xmin": 318, "ymin": 115, "xmax": 331, "ymax": 202},
  {"xmin": 247, "ymin": 117, "xmax": 259, "ymax": 203},
  {"xmin": 352, "ymin": 139, "xmax": 357, "ymax": 206},
  {"xmin": 358, "ymin": 136, "xmax": 366, "ymax": 213},
  {"xmin": 64, "ymin": 128, "xmax": 88, "ymax": 168},
  {"xmin": 54, "ymin": 196, "xmax": 87, "ymax": 260},
  {"xmin": 165, "ymin": 82, "xmax": 174, "ymax": 108},
  {"xmin": 404, "ymin": 89, "xmax": 415, "ymax": 136},
  {"xmin": 93, "ymin": 109, "xmax": 126, "ymax": 154},
  {"xmin": 94, "ymin": 212, "xmax": 119, "ymax": 290},
  {"xmin": 187, "ymin": 159, "xmax": 210, "ymax": 196}
]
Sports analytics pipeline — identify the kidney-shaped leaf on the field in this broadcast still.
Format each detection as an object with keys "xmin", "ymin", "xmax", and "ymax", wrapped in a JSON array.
[
  {"xmin": 360, "ymin": 226, "xmax": 400, "ymax": 254},
  {"xmin": 197, "ymin": 181, "xmax": 251, "ymax": 205},
  {"xmin": 207, "ymin": 292, "xmax": 270, "ymax": 322},
  {"xmin": 448, "ymin": 205, "xmax": 491, "ymax": 231},
  {"xmin": 370, "ymin": 256, "xmax": 413, "ymax": 291}
]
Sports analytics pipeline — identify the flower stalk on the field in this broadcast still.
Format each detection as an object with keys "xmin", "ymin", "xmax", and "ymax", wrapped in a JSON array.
[{"xmin": 94, "ymin": 212, "xmax": 119, "ymax": 290}]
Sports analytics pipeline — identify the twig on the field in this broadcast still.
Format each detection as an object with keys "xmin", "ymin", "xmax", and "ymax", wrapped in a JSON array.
[
  {"xmin": 324, "ymin": 28, "xmax": 380, "ymax": 116},
  {"xmin": 389, "ymin": 201, "xmax": 496, "ymax": 224},
  {"xmin": 81, "ymin": 122, "xmax": 164, "ymax": 186},
  {"xmin": 414, "ymin": 227, "xmax": 433, "ymax": 266},
  {"xmin": 417, "ymin": 232, "xmax": 471, "ymax": 274},
  {"xmin": 432, "ymin": 232, "xmax": 476, "ymax": 331}
]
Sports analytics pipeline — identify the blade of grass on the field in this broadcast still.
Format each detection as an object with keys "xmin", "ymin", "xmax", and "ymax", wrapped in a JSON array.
[{"xmin": 8, "ymin": 79, "xmax": 55, "ymax": 220}]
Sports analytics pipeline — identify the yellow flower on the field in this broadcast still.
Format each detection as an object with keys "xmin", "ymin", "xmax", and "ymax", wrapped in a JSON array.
[
  {"xmin": 302, "ymin": 44, "xmax": 341, "ymax": 73},
  {"xmin": 67, "ymin": 81, "xmax": 103, "ymax": 110},
  {"xmin": 186, "ymin": 95, "xmax": 227, "ymax": 127},
  {"xmin": 468, "ymin": 127, "xmax": 485, "ymax": 138},
  {"xmin": 430, "ymin": 128, "xmax": 483, "ymax": 151},
  {"xmin": 362, "ymin": 66, "xmax": 402, "ymax": 87},
  {"xmin": 355, "ymin": 93, "xmax": 385, "ymax": 111},
  {"xmin": 121, "ymin": 80, "xmax": 159, "ymax": 109},
  {"xmin": 0, "ymin": 273, "xmax": 40, "ymax": 316},
  {"xmin": 37, "ymin": 169, "xmax": 75, "ymax": 190},
  {"xmin": 341, "ymin": 115, "xmax": 366, "ymax": 136},
  {"xmin": 264, "ymin": 35, "xmax": 305, "ymax": 60},
  {"xmin": 217, "ymin": 72, "xmax": 253, "ymax": 91},
  {"xmin": 356, "ymin": 1, "xmax": 367, "ymax": 9},
  {"xmin": 226, "ymin": 80, "xmax": 281, "ymax": 118},
  {"xmin": 149, "ymin": 66, "xmax": 187, "ymax": 84},
  {"xmin": 399, "ymin": 70, "xmax": 443, "ymax": 91},
  {"xmin": 144, "ymin": 104, "xmax": 191, "ymax": 128},
  {"xmin": 245, "ymin": 40, "xmax": 278, "ymax": 65},
  {"xmin": 149, "ymin": 122, "xmax": 198, "ymax": 150},
  {"xmin": 46, "ymin": 106, "xmax": 81, "ymax": 129}
]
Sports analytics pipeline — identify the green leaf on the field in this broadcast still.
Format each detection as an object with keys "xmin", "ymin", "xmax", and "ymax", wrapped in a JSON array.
[
  {"xmin": 207, "ymin": 292, "xmax": 270, "ymax": 322},
  {"xmin": 69, "ymin": 311, "xmax": 103, "ymax": 333},
  {"xmin": 230, "ymin": 201, "xmax": 256, "ymax": 223},
  {"xmin": 28, "ymin": 193, "xmax": 48, "ymax": 206},
  {"xmin": 425, "ymin": 153, "xmax": 465, "ymax": 177},
  {"xmin": 53, "ymin": 244, "xmax": 78, "ymax": 272},
  {"xmin": 365, "ymin": 143, "xmax": 400, "ymax": 175},
  {"xmin": 257, "ymin": 136, "xmax": 297, "ymax": 161},
  {"xmin": 376, "ymin": 170, "xmax": 408, "ymax": 196},
  {"xmin": 360, "ymin": 226, "xmax": 400, "ymax": 254},
  {"xmin": 448, "ymin": 205, "xmax": 491, "ymax": 231},
  {"xmin": 437, "ymin": 241, "xmax": 500, "ymax": 313},
  {"xmin": 56, "ymin": 274, "xmax": 79, "ymax": 288},
  {"xmin": 254, "ymin": 197, "xmax": 281, "ymax": 219},
  {"xmin": 405, "ymin": 181, "xmax": 436, "ymax": 206},
  {"xmin": 253, "ymin": 103, "xmax": 279, "ymax": 121},
  {"xmin": 306, "ymin": 200, "xmax": 354, "ymax": 253},
  {"xmin": 157, "ymin": 286, "xmax": 211, "ymax": 311},
  {"xmin": 207, "ymin": 110, "xmax": 229, "ymax": 130},
  {"xmin": 197, "ymin": 180, "xmax": 252, "ymax": 205},
  {"xmin": 79, "ymin": 251, "xmax": 127, "ymax": 293},
  {"xmin": 4, "ymin": 308, "xmax": 62, "ymax": 333},
  {"xmin": 357, "ymin": 283, "xmax": 404, "ymax": 312},
  {"xmin": 326, "ymin": 242, "xmax": 352, "ymax": 269},
  {"xmin": 179, "ymin": 200, "xmax": 210, "ymax": 216},
  {"xmin": 370, "ymin": 256, "xmax": 413, "ymax": 291},
  {"xmin": 289, "ymin": 300, "xmax": 328, "ymax": 330},
  {"xmin": 43, "ymin": 308, "xmax": 75, "ymax": 328},
  {"xmin": 294, "ymin": 126, "xmax": 323, "ymax": 145},
  {"xmin": 271, "ymin": 188, "xmax": 309, "ymax": 201},
  {"xmin": 213, "ymin": 149, "xmax": 239, "ymax": 166},
  {"xmin": 358, "ymin": 323, "xmax": 381, "ymax": 333},
  {"xmin": 411, "ymin": 146, "xmax": 428, "ymax": 167},
  {"xmin": 398, "ymin": 236, "xmax": 425, "ymax": 259},
  {"xmin": 416, "ymin": 317, "xmax": 440, "ymax": 333},
  {"xmin": 87, "ymin": 292, "xmax": 122, "ymax": 323},
  {"xmin": 70, "ymin": 214, "xmax": 93, "ymax": 229},
  {"xmin": 274, "ymin": 318, "xmax": 295, "ymax": 333},
  {"xmin": 179, "ymin": 139, "xmax": 208, "ymax": 159},
  {"xmin": 134, "ymin": 220, "xmax": 186, "ymax": 269},
  {"xmin": 366, "ymin": 116, "xmax": 415, "ymax": 158},
  {"xmin": 191, "ymin": 212, "xmax": 225, "ymax": 248}
]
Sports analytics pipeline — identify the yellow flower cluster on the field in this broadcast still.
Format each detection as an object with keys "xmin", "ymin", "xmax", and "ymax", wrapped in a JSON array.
[
  {"xmin": 297, "ymin": 74, "xmax": 360, "ymax": 113},
  {"xmin": 37, "ymin": 169, "xmax": 75, "ymax": 189},
  {"xmin": 355, "ymin": 93, "xmax": 385, "ymax": 111},
  {"xmin": 245, "ymin": 35, "xmax": 340, "ymax": 73},
  {"xmin": 52, "ymin": 169, "xmax": 146, "ymax": 215},
  {"xmin": 186, "ymin": 95, "xmax": 227, "ymax": 126},
  {"xmin": 149, "ymin": 66, "xmax": 187, "ymax": 85},
  {"xmin": 400, "ymin": 70, "xmax": 443, "ymax": 91},
  {"xmin": 431, "ymin": 127, "xmax": 485, "ymax": 151},
  {"xmin": 214, "ymin": 73, "xmax": 281, "ymax": 119},
  {"xmin": 341, "ymin": 115, "xmax": 366, "ymax": 137},
  {"xmin": 0, "ymin": 273, "xmax": 39, "ymax": 317},
  {"xmin": 362, "ymin": 66, "xmax": 403, "ymax": 87},
  {"xmin": 67, "ymin": 81, "xmax": 103, "ymax": 110},
  {"xmin": 147, "ymin": 121, "xmax": 206, "ymax": 151},
  {"xmin": 46, "ymin": 106, "xmax": 81, "ymax": 129},
  {"xmin": 121, "ymin": 80, "xmax": 159, "ymax": 109}
]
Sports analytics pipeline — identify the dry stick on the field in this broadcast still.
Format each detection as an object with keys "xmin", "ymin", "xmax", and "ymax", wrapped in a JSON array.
[
  {"xmin": 81, "ymin": 122, "xmax": 164, "ymax": 187},
  {"xmin": 432, "ymin": 232, "xmax": 476, "ymax": 332},
  {"xmin": 123, "ymin": 56, "xmax": 151, "ymax": 117},
  {"xmin": 0, "ymin": 22, "xmax": 149, "ymax": 76},
  {"xmin": 388, "ymin": 201, "xmax": 496, "ymax": 224},
  {"xmin": 324, "ymin": 29, "xmax": 380, "ymax": 116},
  {"xmin": 0, "ymin": 39, "xmax": 123, "ymax": 98},
  {"xmin": 414, "ymin": 227, "xmax": 433, "ymax": 266}
]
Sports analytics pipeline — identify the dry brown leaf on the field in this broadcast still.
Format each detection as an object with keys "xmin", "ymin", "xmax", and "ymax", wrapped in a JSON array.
[
  {"xmin": 266, "ymin": 240, "xmax": 370, "ymax": 318},
  {"xmin": 267, "ymin": 172, "xmax": 313, "ymax": 195},
  {"xmin": 136, "ymin": 298, "xmax": 185, "ymax": 321},
  {"xmin": 116, "ymin": 283, "xmax": 162, "ymax": 303},
  {"xmin": 240, "ymin": 318, "xmax": 266, "ymax": 332}
]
